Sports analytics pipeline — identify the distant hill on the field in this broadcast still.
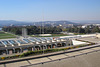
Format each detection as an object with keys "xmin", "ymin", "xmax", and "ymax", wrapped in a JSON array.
[
  {"xmin": 0, "ymin": 20, "xmax": 32, "ymax": 26},
  {"xmin": 0, "ymin": 20, "xmax": 76, "ymax": 27},
  {"xmin": 71, "ymin": 20, "xmax": 100, "ymax": 24},
  {"xmin": 1, "ymin": 20, "xmax": 100, "ymax": 27},
  {"xmin": 43, "ymin": 20, "xmax": 75, "ymax": 24}
]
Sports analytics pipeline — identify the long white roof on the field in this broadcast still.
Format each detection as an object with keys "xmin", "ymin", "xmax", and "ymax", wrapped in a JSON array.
[{"xmin": 0, "ymin": 37, "xmax": 68, "ymax": 48}]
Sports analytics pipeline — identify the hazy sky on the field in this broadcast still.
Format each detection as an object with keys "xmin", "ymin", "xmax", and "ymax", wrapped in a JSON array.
[{"xmin": 0, "ymin": 0, "xmax": 100, "ymax": 21}]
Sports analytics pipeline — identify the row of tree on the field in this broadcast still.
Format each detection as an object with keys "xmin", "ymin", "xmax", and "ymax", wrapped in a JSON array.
[
  {"xmin": 2, "ymin": 26, "xmax": 100, "ymax": 35},
  {"xmin": 2, "ymin": 26, "xmax": 62, "ymax": 35},
  {"xmin": 67, "ymin": 26, "xmax": 100, "ymax": 34}
]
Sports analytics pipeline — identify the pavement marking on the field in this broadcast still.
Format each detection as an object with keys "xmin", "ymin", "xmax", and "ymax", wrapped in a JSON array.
[
  {"xmin": 47, "ymin": 57, "xmax": 52, "ymax": 61},
  {"xmin": 48, "ymin": 54, "xmax": 68, "ymax": 60},
  {"xmin": 79, "ymin": 49, "xmax": 94, "ymax": 53},
  {"xmin": 64, "ymin": 53, "xmax": 70, "ymax": 57},
  {"xmin": 27, "ymin": 60, "xmax": 31, "ymax": 64},
  {"xmin": 91, "ymin": 47, "xmax": 100, "ymax": 50},
  {"xmin": 6, "ymin": 61, "xmax": 29, "ymax": 67},
  {"xmin": 0, "ymin": 64, "xmax": 5, "ymax": 67},
  {"xmin": 28, "ymin": 57, "xmax": 51, "ymax": 64},
  {"xmin": 4, "ymin": 64, "xmax": 6, "ymax": 67},
  {"xmin": 65, "ymin": 51, "xmax": 82, "ymax": 57}
]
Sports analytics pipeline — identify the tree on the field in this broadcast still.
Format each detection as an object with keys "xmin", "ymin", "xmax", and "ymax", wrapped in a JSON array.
[
  {"xmin": 85, "ymin": 26, "xmax": 90, "ymax": 34},
  {"xmin": 92, "ymin": 26, "xmax": 100, "ymax": 33}
]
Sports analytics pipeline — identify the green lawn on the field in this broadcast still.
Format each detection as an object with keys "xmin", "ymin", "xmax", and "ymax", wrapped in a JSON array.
[
  {"xmin": 74, "ymin": 33, "xmax": 85, "ymax": 35},
  {"xmin": 0, "ymin": 31, "xmax": 16, "ymax": 39},
  {"xmin": 52, "ymin": 34, "xmax": 68, "ymax": 37}
]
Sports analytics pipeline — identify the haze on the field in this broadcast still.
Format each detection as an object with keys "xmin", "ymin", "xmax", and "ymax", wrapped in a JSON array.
[{"xmin": 0, "ymin": 0, "xmax": 100, "ymax": 22}]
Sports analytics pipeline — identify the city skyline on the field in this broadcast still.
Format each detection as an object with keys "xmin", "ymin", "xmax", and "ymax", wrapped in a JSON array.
[{"xmin": 0, "ymin": 0, "xmax": 100, "ymax": 22}]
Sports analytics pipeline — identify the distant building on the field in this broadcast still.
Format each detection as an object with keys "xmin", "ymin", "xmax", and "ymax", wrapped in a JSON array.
[
  {"xmin": 59, "ymin": 24, "xmax": 62, "ymax": 26},
  {"xmin": 10, "ymin": 24, "xmax": 14, "ymax": 26},
  {"xmin": 82, "ymin": 26, "xmax": 86, "ymax": 28},
  {"xmin": 22, "ymin": 28, "xmax": 28, "ymax": 38}
]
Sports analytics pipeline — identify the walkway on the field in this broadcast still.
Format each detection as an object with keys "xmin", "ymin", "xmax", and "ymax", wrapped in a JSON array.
[{"xmin": 0, "ymin": 45, "xmax": 100, "ymax": 67}]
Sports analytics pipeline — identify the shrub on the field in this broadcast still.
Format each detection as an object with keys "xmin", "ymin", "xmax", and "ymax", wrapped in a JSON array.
[
  {"xmin": 16, "ymin": 55, "xmax": 19, "ymax": 57},
  {"xmin": 1, "ymin": 57, "xmax": 5, "ymax": 60},
  {"xmin": 75, "ymin": 46, "xmax": 79, "ymax": 48}
]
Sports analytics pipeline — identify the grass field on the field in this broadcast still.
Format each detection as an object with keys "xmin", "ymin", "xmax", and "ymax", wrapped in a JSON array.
[
  {"xmin": 0, "ymin": 31, "xmax": 16, "ymax": 39},
  {"xmin": 74, "ymin": 33, "xmax": 85, "ymax": 35},
  {"xmin": 52, "ymin": 34, "xmax": 68, "ymax": 37}
]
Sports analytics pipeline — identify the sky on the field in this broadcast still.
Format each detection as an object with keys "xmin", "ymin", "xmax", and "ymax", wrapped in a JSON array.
[{"xmin": 0, "ymin": 0, "xmax": 100, "ymax": 22}]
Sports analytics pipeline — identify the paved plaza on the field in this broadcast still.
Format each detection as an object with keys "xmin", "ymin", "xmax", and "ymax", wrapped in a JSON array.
[
  {"xmin": 79, "ymin": 37, "xmax": 100, "ymax": 43},
  {"xmin": 23, "ymin": 50, "xmax": 100, "ymax": 67}
]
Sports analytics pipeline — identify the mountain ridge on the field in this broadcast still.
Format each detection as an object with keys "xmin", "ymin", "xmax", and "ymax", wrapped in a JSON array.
[{"xmin": 0, "ymin": 20, "xmax": 75, "ymax": 27}]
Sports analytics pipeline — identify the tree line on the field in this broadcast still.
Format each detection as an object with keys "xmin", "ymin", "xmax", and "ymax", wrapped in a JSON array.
[
  {"xmin": 67, "ymin": 26, "xmax": 100, "ymax": 34},
  {"xmin": 2, "ymin": 25, "xmax": 100, "ymax": 35},
  {"xmin": 2, "ymin": 26, "xmax": 62, "ymax": 35}
]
